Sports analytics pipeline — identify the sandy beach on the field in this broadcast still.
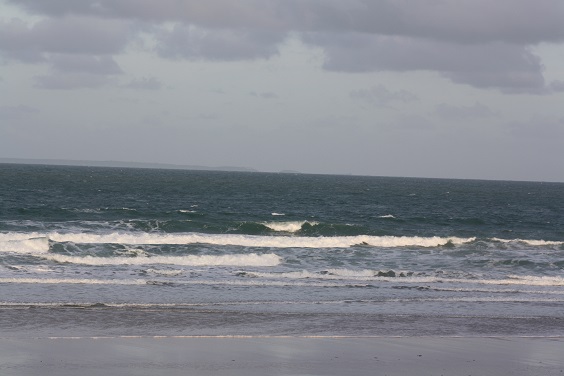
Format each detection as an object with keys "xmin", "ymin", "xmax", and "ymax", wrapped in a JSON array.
[{"xmin": 1, "ymin": 336, "xmax": 563, "ymax": 376}]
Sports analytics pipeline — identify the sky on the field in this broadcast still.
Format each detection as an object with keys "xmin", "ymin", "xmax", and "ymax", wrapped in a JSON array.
[{"xmin": 1, "ymin": 0, "xmax": 563, "ymax": 182}]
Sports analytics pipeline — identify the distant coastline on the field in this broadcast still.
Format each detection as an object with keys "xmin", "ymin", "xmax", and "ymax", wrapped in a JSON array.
[
  {"xmin": 2, "ymin": 158, "xmax": 561, "ymax": 183},
  {"xmin": 0, "ymin": 158, "xmax": 259, "ymax": 173}
]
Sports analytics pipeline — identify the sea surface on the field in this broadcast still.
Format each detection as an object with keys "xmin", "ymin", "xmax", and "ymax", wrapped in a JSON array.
[{"xmin": 1, "ymin": 164, "xmax": 563, "ymax": 337}]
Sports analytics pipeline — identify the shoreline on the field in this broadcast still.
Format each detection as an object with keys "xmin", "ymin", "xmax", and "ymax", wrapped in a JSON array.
[{"xmin": 2, "ymin": 336, "xmax": 563, "ymax": 376}]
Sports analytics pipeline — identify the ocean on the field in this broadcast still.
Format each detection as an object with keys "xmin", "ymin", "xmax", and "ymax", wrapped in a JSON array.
[{"xmin": 1, "ymin": 163, "xmax": 563, "ymax": 338}]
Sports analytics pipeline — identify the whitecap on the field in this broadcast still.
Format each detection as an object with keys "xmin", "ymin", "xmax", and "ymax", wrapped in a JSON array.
[
  {"xmin": 263, "ymin": 221, "xmax": 317, "ymax": 233},
  {"xmin": 145, "ymin": 268, "xmax": 184, "ymax": 276},
  {"xmin": 41, "ymin": 253, "xmax": 281, "ymax": 267},
  {"xmin": 0, "ymin": 236, "xmax": 50, "ymax": 254},
  {"xmin": 492, "ymin": 238, "xmax": 563, "ymax": 246},
  {"xmin": 0, "ymin": 232, "xmax": 476, "ymax": 249}
]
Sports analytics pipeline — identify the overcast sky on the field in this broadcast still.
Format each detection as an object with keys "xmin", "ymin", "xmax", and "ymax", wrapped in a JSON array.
[{"xmin": 1, "ymin": 0, "xmax": 563, "ymax": 181}]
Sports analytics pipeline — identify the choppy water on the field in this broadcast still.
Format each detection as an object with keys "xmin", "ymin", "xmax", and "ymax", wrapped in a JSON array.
[{"xmin": 1, "ymin": 164, "xmax": 563, "ymax": 337}]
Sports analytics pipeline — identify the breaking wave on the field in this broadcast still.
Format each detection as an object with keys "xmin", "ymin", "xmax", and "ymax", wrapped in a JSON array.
[
  {"xmin": 262, "ymin": 221, "xmax": 318, "ymax": 233},
  {"xmin": 239, "ymin": 269, "xmax": 564, "ymax": 286},
  {"xmin": 0, "ymin": 232, "xmax": 475, "ymax": 249},
  {"xmin": 42, "ymin": 253, "xmax": 281, "ymax": 266},
  {"xmin": 492, "ymin": 238, "xmax": 564, "ymax": 246},
  {"xmin": 0, "ymin": 236, "xmax": 49, "ymax": 254}
]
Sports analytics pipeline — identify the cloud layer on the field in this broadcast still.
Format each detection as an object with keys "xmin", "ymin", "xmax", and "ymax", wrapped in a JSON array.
[{"xmin": 2, "ymin": 0, "xmax": 564, "ymax": 93}]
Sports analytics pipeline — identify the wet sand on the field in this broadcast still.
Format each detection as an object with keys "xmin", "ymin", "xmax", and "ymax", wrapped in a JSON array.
[{"xmin": 1, "ymin": 336, "xmax": 563, "ymax": 376}]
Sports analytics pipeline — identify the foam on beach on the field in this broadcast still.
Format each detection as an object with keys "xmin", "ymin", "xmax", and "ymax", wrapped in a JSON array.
[{"xmin": 41, "ymin": 253, "xmax": 281, "ymax": 266}]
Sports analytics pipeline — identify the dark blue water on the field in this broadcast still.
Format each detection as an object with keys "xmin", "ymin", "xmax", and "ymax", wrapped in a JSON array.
[{"xmin": 1, "ymin": 164, "xmax": 563, "ymax": 337}]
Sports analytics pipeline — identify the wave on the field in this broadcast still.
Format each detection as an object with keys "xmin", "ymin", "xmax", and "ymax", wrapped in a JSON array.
[
  {"xmin": 504, "ymin": 275, "xmax": 564, "ymax": 286},
  {"xmin": 41, "ymin": 253, "xmax": 281, "ymax": 266},
  {"xmin": 2, "ymin": 296, "xmax": 563, "ymax": 312},
  {"xmin": 2, "ymin": 270, "xmax": 563, "ymax": 288},
  {"xmin": 239, "ymin": 269, "xmax": 564, "ymax": 286},
  {"xmin": 243, "ymin": 269, "xmax": 419, "ymax": 281},
  {"xmin": 0, "ymin": 278, "xmax": 365, "ymax": 288},
  {"xmin": 67, "ymin": 208, "xmax": 103, "ymax": 214},
  {"xmin": 0, "ymin": 232, "xmax": 475, "ymax": 249},
  {"xmin": 262, "ymin": 221, "xmax": 318, "ymax": 233},
  {"xmin": 0, "ymin": 236, "xmax": 49, "ymax": 254},
  {"xmin": 0, "ymin": 278, "xmax": 146, "ymax": 285},
  {"xmin": 492, "ymin": 238, "xmax": 564, "ymax": 246},
  {"xmin": 432, "ymin": 287, "xmax": 564, "ymax": 295},
  {"xmin": 144, "ymin": 268, "xmax": 184, "ymax": 276},
  {"xmin": 64, "ymin": 207, "xmax": 138, "ymax": 213},
  {"xmin": 2, "ymin": 232, "xmax": 562, "ymax": 255}
]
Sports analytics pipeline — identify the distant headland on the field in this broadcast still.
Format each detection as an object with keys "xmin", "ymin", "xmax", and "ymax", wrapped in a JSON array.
[{"xmin": 0, "ymin": 158, "xmax": 259, "ymax": 173}]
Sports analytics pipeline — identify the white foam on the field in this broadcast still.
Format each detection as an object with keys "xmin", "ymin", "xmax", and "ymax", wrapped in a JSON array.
[
  {"xmin": 239, "ymin": 270, "xmax": 564, "ymax": 287},
  {"xmin": 0, "ymin": 278, "xmax": 355, "ymax": 288},
  {"xmin": 503, "ymin": 275, "xmax": 564, "ymax": 286},
  {"xmin": 249, "ymin": 269, "xmax": 379, "ymax": 280},
  {"xmin": 41, "ymin": 253, "xmax": 281, "ymax": 266},
  {"xmin": 0, "ymin": 233, "xmax": 42, "ymax": 242},
  {"xmin": 378, "ymin": 215, "xmax": 396, "ymax": 219},
  {"xmin": 145, "ymin": 268, "xmax": 184, "ymax": 276},
  {"xmin": 345, "ymin": 297, "xmax": 564, "ymax": 304},
  {"xmin": 263, "ymin": 221, "xmax": 317, "ymax": 233},
  {"xmin": 493, "ymin": 238, "xmax": 563, "ymax": 246},
  {"xmin": 0, "ymin": 232, "xmax": 476, "ymax": 249},
  {"xmin": 0, "ymin": 300, "xmax": 360, "ymax": 309},
  {"xmin": 68, "ymin": 208, "xmax": 103, "ymax": 214},
  {"xmin": 0, "ymin": 278, "xmax": 145, "ymax": 285},
  {"xmin": 271, "ymin": 213, "xmax": 285, "ymax": 216},
  {"xmin": 326, "ymin": 268, "xmax": 379, "ymax": 277},
  {"xmin": 0, "ymin": 237, "xmax": 49, "ymax": 254},
  {"xmin": 405, "ymin": 297, "xmax": 564, "ymax": 303},
  {"xmin": 244, "ymin": 269, "xmax": 392, "ymax": 280},
  {"xmin": 433, "ymin": 287, "xmax": 564, "ymax": 295}
]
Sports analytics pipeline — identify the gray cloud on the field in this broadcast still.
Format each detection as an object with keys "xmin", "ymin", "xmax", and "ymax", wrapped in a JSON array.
[
  {"xmin": 305, "ymin": 34, "xmax": 548, "ymax": 93},
  {"xmin": 8, "ymin": 0, "xmax": 287, "ymax": 30},
  {"xmin": 10, "ymin": 1, "xmax": 564, "ymax": 44},
  {"xmin": 507, "ymin": 115, "xmax": 564, "ymax": 139},
  {"xmin": 389, "ymin": 114, "xmax": 435, "ymax": 131},
  {"xmin": 0, "ymin": 17, "xmax": 130, "ymax": 61},
  {"xmin": 250, "ymin": 91, "xmax": 278, "ymax": 99},
  {"xmin": 0, "ymin": 104, "xmax": 40, "ymax": 120},
  {"xmin": 123, "ymin": 76, "xmax": 163, "ymax": 90},
  {"xmin": 34, "ymin": 72, "xmax": 113, "ymax": 90},
  {"xmin": 435, "ymin": 102, "xmax": 499, "ymax": 121},
  {"xmin": 0, "ymin": 18, "xmax": 43, "ymax": 62},
  {"xmin": 549, "ymin": 80, "xmax": 564, "ymax": 92},
  {"xmin": 4, "ymin": 0, "xmax": 564, "ymax": 93},
  {"xmin": 350, "ymin": 84, "xmax": 418, "ymax": 107},
  {"xmin": 50, "ymin": 54, "xmax": 123, "ymax": 75},
  {"xmin": 0, "ymin": 16, "xmax": 129, "ymax": 89},
  {"xmin": 156, "ymin": 25, "xmax": 284, "ymax": 61}
]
